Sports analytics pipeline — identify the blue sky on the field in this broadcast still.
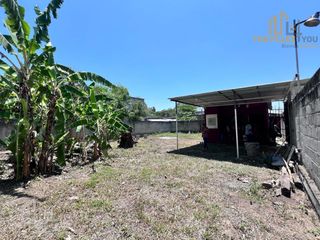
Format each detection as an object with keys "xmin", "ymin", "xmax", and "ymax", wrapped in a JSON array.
[{"xmin": 1, "ymin": 1, "xmax": 320, "ymax": 110}]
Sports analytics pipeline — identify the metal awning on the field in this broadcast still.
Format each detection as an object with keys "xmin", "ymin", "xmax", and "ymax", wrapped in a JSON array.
[
  {"xmin": 171, "ymin": 79, "xmax": 309, "ymax": 159},
  {"xmin": 170, "ymin": 79, "xmax": 309, "ymax": 107}
]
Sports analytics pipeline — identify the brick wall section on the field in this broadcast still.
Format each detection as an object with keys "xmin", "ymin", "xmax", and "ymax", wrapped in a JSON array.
[{"xmin": 291, "ymin": 68, "xmax": 320, "ymax": 188}]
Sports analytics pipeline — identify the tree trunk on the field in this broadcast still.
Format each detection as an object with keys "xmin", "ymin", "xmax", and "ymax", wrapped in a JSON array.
[
  {"xmin": 38, "ymin": 93, "xmax": 57, "ymax": 174},
  {"xmin": 93, "ymin": 142, "xmax": 99, "ymax": 161},
  {"xmin": 20, "ymin": 75, "xmax": 34, "ymax": 180},
  {"xmin": 22, "ymin": 131, "xmax": 33, "ymax": 178},
  {"xmin": 56, "ymin": 108, "xmax": 66, "ymax": 166}
]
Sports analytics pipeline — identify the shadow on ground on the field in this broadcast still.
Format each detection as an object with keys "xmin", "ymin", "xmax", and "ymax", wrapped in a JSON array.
[
  {"xmin": 168, "ymin": 143, "xmax": 274, "ymax": 168},
  {"xmin": 0, "ymin": 154, "xmax": 46, "ymax": 201},
  {"xmin": 0, "ymin": 179, "xmax": 46, "ymax": 201}
]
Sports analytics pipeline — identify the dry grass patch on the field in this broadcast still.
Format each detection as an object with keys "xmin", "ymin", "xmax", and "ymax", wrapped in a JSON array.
[
  {"xmin": 76, "ymin": 199, "xmax": 113, "ymax": 212},
  {"xmin": 84, "ymin": 166, "xmax": 120, "ymax": 188},
  {"xmin": 0, "ymin": 134, "xmax": 319, "ymax": 240}
]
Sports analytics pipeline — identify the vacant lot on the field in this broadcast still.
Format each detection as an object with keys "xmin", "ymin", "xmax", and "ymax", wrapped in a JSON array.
[{"xmin": 0, "ymin": 134, "xmax": 319, "ymax": 240}]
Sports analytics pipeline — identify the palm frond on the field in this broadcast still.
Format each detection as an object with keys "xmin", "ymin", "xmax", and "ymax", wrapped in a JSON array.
[
  {"xmin": 0, "ymin": 33, "xmax": 14, "ymax": 53},
  {"xmin": 61, "ymin": 85, "xmax": 86, "ymax": 97},
  {"xmin": 0, "ymin": 75, "xmax": 18, "ymax": 89},
  {"xmin": 33, "ymin": 0, "xmax": 64, "ymax": 43},
  {"xmin": 0, "ymin": 58, "xmax": 13, "ymax": 72},
  {"xmin": 68, "ymin": 72, "xmax": 114, "ymax": 88},
  {"xmin": 30, "ymin": 43, "xmax": 55, "ymax": 66},
  {"xmin": 56, "ymin": 64, "xmax": 75, "ymax": 76},
  {"xmin": 0, "ymin": 0, "xmax": 29, "ymax": 43}
]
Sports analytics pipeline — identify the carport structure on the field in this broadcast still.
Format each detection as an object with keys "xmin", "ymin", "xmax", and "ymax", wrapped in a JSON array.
[{"xmin": 170, "ymin": 80, "xmax": 308, "ymax": 159}]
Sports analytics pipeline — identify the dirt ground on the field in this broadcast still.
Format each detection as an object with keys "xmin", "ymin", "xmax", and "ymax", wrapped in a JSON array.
[{"xmin": 0, "ymin": 134, "xmax": 320, "ymax": 240}]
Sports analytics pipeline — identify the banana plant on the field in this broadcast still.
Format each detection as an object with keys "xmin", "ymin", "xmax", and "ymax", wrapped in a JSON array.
[
  {"xmin": 0, "ymin": 0, "xmax": 126, "ymax": 179},
  {"xmin": 0, "ymin": 0, "xmax": 64, "ymax": 179},
  {"xmin": 70, "ymin": 85, "xmax": 128, "ymax": 161},
  {"xmin": 37, "ymin": 63, "xmax": 116, "ymax": 172}
]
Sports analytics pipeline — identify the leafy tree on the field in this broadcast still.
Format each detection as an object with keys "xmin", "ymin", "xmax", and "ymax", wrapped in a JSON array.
[
  {"xmin": 155, "ymin": 108, "xmax": 175, "ymax": 118},
  {"xmin": 177, "ymin": 104, "xmax": 198, "ymax": 120},
  {"xmin": 0, "ymin": 0, "xmax": 126, "ymax": 179},
  {"xmin": 127, "ymin": 99, "xmax": 148, "ymax": 122},
  {"xmin": 153, "ymin": 104, "xmax": 198, "ymax": 120},
  {"xmin": 95, "ymin": 85, "xmax": 130, "ymax": 111},
  {"xmin": 148, "ymin": 107, "xmax": 156, "ymax": 115},
  {"xmin": 94, "ymin": 85, "xmax": 148, "ymax": 122}
]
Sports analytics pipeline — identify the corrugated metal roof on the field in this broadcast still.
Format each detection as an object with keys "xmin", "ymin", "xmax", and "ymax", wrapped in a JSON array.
[{"xmin": 170, "ymin": 79, "xmax": 309, "ymax": 107}]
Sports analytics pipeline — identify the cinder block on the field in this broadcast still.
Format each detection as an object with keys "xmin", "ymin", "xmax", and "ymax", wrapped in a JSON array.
[
  {"xmin": 306, "ymin": 105, "xmax": 312, "ymax": 115},
  {"xmin": 313, "ymin": 151, "xmax": 320, "ymax": 166},
  {"xmin": 310, "ymin": 160, "xmax": 320, "ymax": 183},
  {"xmin": 305, "ymin": 146, "xmax": 318, "ymax": 162},
  {"xmin": 311, "ymin": 138, "xmax": 318, "ymax": 151},
  {"xmin": 311, "ymin": 115, "xmax": 316, "ymax": 126},
  {"xmin": 311, "ymin": 128, "xmax": 318, "ymax": 139},
  {"xmin": 315, "ymin": 99, "xmax": 320, "ymax": 113},
  {"xmin": 314, "ymin": 175, "xmax": 320, "ymax": 190},
  {"xmin": 317, "ymin": 129, "xmax": 320, "ymax": 141},
  {"xmin": 302, "ymin": 154, "xmax": 312, "ymax": 168},
  {"xmin": 316, "ymin": 113, "xmax": 320, "ymax": 125},
  {"xmin": 311, "ymin": 102, "xmax": 316, "ymax": 112}
]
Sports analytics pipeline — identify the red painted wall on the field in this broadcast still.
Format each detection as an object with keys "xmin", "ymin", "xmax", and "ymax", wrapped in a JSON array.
[{"xmin": 205, "ymin": 103, "xmax": 269, "ymax": 144}]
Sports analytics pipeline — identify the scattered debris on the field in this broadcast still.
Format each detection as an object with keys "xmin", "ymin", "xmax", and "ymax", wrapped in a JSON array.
[
  {"xmin": 275, "ymin": 188, "xmax": 282, "ymax": 197},
  {"xmin": 261, "ymin": 182, "xmax": 273, "ymax": 189},
  {"xmin": 279, "ymin": 174, "xmax": 291, "ymax": 198},
  {"xmin": 292, "ymin": 173, "xmax": 304, "ymax": 190},
  {"xmin": 68, "ymin": 196, "xmax": 79, "ymax": 201},
  {"xmin": 237, "ymin": 177, "xmax": 250, "ymax": 183},
  {"xmin": 262, "ymin": 145, "xmax": 305, "ymax": 199},
  {"xmin": 67, "ymin": 227, "xmax": 77, "ymax": 235},
  {"xmin": 22, "ymin": 180, "xmax": 31, "ymax": 189},
  {"xmin": 272, "ymin": 201, "xmax": 283, "ymax": 206}
]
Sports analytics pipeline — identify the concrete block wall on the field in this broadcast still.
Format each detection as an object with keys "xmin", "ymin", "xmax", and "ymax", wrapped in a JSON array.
[
  {"xmin": 0, "ymin": 121, "xmax": 14, "ymax": 141},
  {"xmin": 291, "ymin": 68, "xmax": 320, "ymax": 188},
  {"xmin": 0, "ymin": 121, "xmax": 14, "ymax": 150},
  {"xmin": 132, "ymin": 121, "xmax": 172, "ymax": 135},
  {"xmin": 0, "ymin": 120, "xmax": 202, "ymax": 142},
  {"xmin": 132, "ymin": 120, "xmax": 201, "ymax": 135}
]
